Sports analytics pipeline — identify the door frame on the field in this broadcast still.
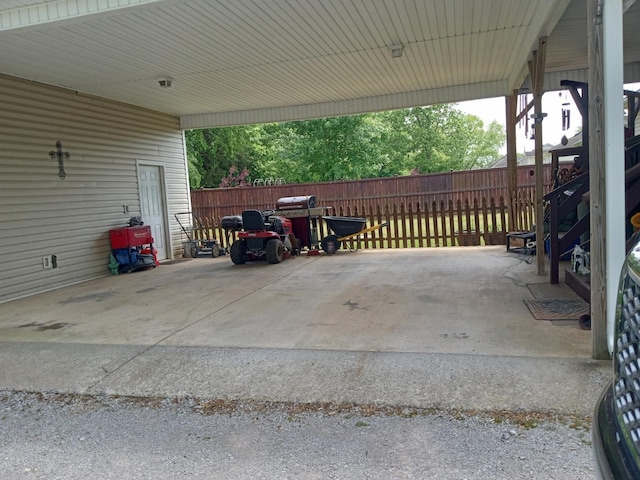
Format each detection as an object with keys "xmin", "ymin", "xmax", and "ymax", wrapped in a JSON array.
[{"xmin": 136, "ymin": 160, "xmax": 171, "ymax": 260}]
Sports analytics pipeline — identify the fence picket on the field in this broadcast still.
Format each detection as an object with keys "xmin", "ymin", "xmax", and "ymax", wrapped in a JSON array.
[
  {"xmin": 416, "ymin": 203, "xmax": 424, "ymax": 248},
  {"xmin": 431, "ymin": 201, "xmax": 440, "ymax": 247},
  {"xmin": 400, "ymin": 203, "xmax": 407, "ymax": 248},
  {"xmin": 408, "ymin": 203, "xmax": 415, "ymax": 248},
  {"xmin": 464, "ymin": 199, "xmax": 473, "ymax": 246},
  {"xmin": 392, "ymin": 204, "xmax": 400, "ymax": 248},
  {"xmin": 447, "ymin": 200, "xmax": 455, "ymax": 247},
  {"xmin": 455, "ymin": 199, "xmax": 463, "ymax": 247},
  {"xmin": 439, "ymin": 201, "xmax": 447, "ymax": 247}
]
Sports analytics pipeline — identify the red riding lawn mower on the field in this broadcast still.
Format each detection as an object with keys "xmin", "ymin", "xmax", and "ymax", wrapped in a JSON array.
[{"xmin": 222, "ymin": 209, "xmax": 300, "ymax": 265}]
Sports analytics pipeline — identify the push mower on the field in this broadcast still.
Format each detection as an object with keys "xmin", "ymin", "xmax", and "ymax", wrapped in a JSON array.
[
  {"xmin": 222, "ymin": 209, "xmax": 299, "ymax": 265},
  {"xmin": 175, "ymin": 212, "xmax": 224, "ymax": 258}
]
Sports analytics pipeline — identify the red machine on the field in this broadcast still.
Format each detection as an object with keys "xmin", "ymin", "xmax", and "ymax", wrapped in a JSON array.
[
  {"xmin": 109, "ymin": 225, "xmax": 158, "ymax": 272},
  {"xmin": 226, "ymin": 209, "xmax": 298, "ymax": 265},
  {"xmin": 273, "ymin": 195, "xmax": 326, "ymax": 249}
]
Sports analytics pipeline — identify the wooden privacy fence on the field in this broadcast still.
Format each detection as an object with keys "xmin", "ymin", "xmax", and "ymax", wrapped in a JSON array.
[
  {"xmin": 190, "ymin": 164, "xmax": 553, "ymax": 223},
  {"xmin": 189, "ymin": 195, "xmax": 536, "ymax": 251}
]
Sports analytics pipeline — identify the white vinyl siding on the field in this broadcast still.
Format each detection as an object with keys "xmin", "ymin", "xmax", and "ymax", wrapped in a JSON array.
[{"xmin": 0, "ymin": 74, "xmax": 190, "ymax": 303}]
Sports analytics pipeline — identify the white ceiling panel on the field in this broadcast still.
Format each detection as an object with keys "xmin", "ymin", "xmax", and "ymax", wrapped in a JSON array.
[{"xmin": 0, "ymin": 0, "xmax": 639, "ymax": 128}]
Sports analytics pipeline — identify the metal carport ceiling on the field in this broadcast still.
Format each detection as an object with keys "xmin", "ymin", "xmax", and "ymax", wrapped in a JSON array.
[{"xmin": 1, "ymin": 0, "xmax": 640, "ymax": 129}]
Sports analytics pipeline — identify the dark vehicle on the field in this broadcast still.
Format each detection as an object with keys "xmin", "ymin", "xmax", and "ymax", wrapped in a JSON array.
[{"xmin": 593, "ymin": 242, "xmax": 640, "ymax": 479}]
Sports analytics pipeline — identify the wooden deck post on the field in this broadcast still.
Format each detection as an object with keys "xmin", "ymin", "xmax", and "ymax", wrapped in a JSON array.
[
  {"xmin": 528, "ymin": 37, "xmax": 548, "ymax": 276},
  {"xmin": 505, "ymin": 92, "xmax": 518, "ymax": 231},
  {"xmin": 588, "ymin": 0, "xmax": 626, "ymax": 359}
]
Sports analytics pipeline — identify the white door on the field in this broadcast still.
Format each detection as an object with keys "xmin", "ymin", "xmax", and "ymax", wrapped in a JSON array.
[{"xmin": 139, "ymin": 165, "xmax": 167, "ymax": 260}]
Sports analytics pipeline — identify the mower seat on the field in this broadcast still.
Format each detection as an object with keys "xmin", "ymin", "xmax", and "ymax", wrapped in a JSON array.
[{"xmin": 241, "ymin": 210, "xmax": 267, "ymax": 232}]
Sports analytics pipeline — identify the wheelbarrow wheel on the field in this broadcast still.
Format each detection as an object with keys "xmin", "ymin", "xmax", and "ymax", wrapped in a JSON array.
[
  {"xmin": 321, "ymin": 235, "xmax": 341, "ymax": 254},
  {"xmin": 266, "ymin": 238, "xmax": 285, "ymax": 264},
  {"xmin": 211, "ymin": 243, "xmax": 221, "ymax": 258}
]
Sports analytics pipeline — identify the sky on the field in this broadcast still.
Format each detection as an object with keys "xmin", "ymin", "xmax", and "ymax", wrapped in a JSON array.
[
  {"xmin": 456, "ymin": 83, "xmax": 640, "ymax": 155},
  {"xmin": 456, "ymin": 92, "xmax": 580, "ymax": 155}
]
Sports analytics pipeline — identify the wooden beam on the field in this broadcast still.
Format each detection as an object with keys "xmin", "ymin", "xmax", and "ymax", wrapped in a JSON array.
[
  {"xmin": 515, "ymin": 100, "xmax": 534, "ymax": 124},
  {"xmin": 561, "ymin": 80, "xmax": 590, "ymax": 160},
  {"xmin": 588, "ymin": 0, "xmax": 607, "ymax": 360},
  {"xmin": 528, "ymin": 37, "xmax": 548, "ymax": 276},
  {"xmin": 505, "ymin": 93, "xmax": 519, "ymax": 231}
]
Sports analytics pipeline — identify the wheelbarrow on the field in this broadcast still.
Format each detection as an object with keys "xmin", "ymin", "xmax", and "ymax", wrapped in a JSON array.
[
  {"xmin": 175, "ymin": 212, "xmax": 224, "ymax": 258},
  {"xmin": 320, "ymin": 216, "xmax": 388, "ymax": 253}
]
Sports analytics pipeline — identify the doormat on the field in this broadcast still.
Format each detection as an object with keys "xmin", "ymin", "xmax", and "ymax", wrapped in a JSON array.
[{"xmin": 523, "ymin": 298, "xmax": 589, "ymax": 321}]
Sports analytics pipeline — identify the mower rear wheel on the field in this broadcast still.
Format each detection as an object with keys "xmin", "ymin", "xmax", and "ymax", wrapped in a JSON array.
[
  {"xmin": 211, "ymin": 243, "xmax": 221, "ymax": 258},
  {"xmin": 266, "ymin": 238, "xmax": 285, "ymax": 264},
  {"xmin": 230, "ymin": 240, "xmax": 248, "ymax": 265}
]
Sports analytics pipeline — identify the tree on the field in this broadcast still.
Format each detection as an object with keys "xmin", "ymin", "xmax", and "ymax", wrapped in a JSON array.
[
  {"xmin": 184, "ymin": 126, "xmax": 264, "ymax": 188},
  {"xmin": 254, "ymin": 115, "xmax": 389, "ymax": 182},
  {"xmin": 185, "ymin": 104, "xmax": 506, "ymax": 187},
  {"xmin": 377, "ymin": 106, "xmax": 505, "ymax": 173}
]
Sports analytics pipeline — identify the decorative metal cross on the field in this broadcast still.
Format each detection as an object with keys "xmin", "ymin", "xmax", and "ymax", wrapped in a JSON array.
[{"xmin": 49, "ymin": 140, "xmax": 70, "ymax": 180}]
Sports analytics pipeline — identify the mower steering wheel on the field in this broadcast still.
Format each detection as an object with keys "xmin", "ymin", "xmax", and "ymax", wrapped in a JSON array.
[{"xmin": 261, "ymin": 209, "xmax": 276, "ymax": 217}]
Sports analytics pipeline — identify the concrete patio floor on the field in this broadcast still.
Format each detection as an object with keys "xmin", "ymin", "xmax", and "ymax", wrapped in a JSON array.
[{"xmin": 0, "ymin": 246, "xmax": 610, "ymax": 416}]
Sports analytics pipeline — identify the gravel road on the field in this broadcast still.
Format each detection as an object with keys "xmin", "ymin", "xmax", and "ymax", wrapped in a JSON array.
[{"xmin": 0, "ymin": 391, "xmax": 595, "ymax": 480}]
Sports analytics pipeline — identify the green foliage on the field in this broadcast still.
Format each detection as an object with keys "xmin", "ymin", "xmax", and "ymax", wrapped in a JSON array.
[
  {"xmin": 186, "ymin": 104, "xmax": 506, "ymax": 187},
  {"xmin": 187, "ymin": 153, "xmax": 202, "ymax": 189},
  {"xmin": 184, "ymin": 126, "xmax": 264, "ymax": 188}
]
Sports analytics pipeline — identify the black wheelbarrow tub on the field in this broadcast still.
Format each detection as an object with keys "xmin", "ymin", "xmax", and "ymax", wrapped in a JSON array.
[{"xmin": 322, "ymin": 216, "xmax": 367, "ymax": 238}]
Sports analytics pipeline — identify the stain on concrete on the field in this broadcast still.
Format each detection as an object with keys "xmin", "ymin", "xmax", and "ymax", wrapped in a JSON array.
[
  {"xmin": 440, "ymin": 332, "xmax": 469, "ymax": 340},
  {"xmin": 343, "ymin": 300, "xmax": 370, "ymax": 311},
  {"xmin": 135, "ymin": 287, "xmax": 156, "ymax": 294},
  {"xmin": 17, "ymin": 322, "xmax": 72, "ymax": 331},
  {"xmin": 60, "ymin": 290, "xmax": 115, "ymax": 304},
  {"xmin": 417, "ymin": 294, "xmax": 442, "ymax": 304}
]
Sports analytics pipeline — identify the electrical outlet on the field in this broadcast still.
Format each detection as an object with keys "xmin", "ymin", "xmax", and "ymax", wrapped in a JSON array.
[{"xmin": 42, "ymin": 256, "xmax": 52, "ymax": 269}]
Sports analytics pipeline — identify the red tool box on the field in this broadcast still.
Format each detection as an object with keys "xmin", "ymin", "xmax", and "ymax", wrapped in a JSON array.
[
  {"xmin": 109, "ymin": 226, "xmax": 153, "ymax": 249},
  {"xmin": 109, "ymin": 226, "xmax": 157, "ymax": 272}
]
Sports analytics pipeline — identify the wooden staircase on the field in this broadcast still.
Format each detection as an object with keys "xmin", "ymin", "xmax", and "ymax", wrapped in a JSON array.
[{"xmin": 545, "ymin": 136, "xmax": 640, "ymax": 300}]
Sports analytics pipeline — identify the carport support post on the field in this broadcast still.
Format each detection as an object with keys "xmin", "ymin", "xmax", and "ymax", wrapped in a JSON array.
[
  {"xmin": 588, "ymin": 0, "xmax": 625, "ymax": 359},
  {"xmin": 528, "ymin": 37, "xmax": 547, "ymax": 276},
  {"xmin": 505, "ymin": 92, "xmax": 519, "ymax": 231}
]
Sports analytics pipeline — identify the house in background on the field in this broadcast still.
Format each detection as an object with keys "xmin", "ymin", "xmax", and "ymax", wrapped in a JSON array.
[{"xmin": 490, "ymin": 132, "xmax": 583, "ymax": 168}]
